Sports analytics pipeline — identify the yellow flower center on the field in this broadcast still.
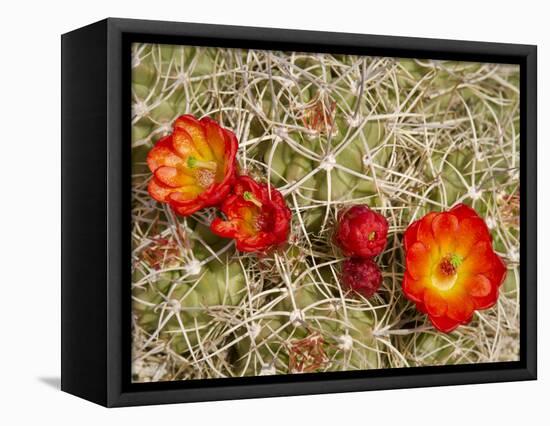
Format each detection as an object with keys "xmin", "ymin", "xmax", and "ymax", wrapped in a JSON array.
[
  {"xmin": 196, "ymin": 169, "xmax": 216, "ymax": 188},
  {"xmin": 432, "ymin": 254, "xmax": 463, "ymax": 291},
  {"xmin": 187, "ymin": 156, "xmax": 218, "ymax": 188}
]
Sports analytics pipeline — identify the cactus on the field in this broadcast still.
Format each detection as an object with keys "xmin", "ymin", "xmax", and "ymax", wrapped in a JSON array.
[{"xmin": 131, "ymin": 44, "xmax": 520, "ymax": 381}]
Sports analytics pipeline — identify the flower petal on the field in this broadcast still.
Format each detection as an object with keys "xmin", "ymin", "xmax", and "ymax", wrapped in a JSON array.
[
  {"xmin": 147, "ymin": 178, "xmax": 173, "ymax": 202},
  {"xmin": 430, "ymin": 315, "xmax": 461, "ymax": 333},
  {"xmin": 415, "ymin": 302, "xmax": 428, "ymax": 314},
  {"xmin": 446, "ymin": 293, "xmax": 474, "ymax": 322},
  {"xmin": 417, "ymin": 212, "xmax": 438, "ymax": 252},
  {"xmin": 461, "ymin": 241, "xmax": 495, "ymax": 275},
  {"xmin": 271, "ymin": 205, "xmax": 292, "ymax": 239},
  {"xmin": 174, "ymin": 115, "xmax": 213, "ymax": 160},
  {"xmin": 466, "ymin": 274, "xmax": 492, "ymax": 297},
  {"xmin": 172, "ymin": 127, "xmax": 199, "ymax": 159},
  {"xmin": 154, "ymin": 166, "xmax": 196, "ymax": 188},
  {"xmin": 455, "ymin": 217, "xmax": 492, "ymax": 257},
  {"xmin": 202, "ymin": 117, "xmax": 226, "ymax": 161},
  {"xmin": 146, "ymin": 136, "xmax": 183, "ymax": 171},
  {"xmin": 173, "ymin": 202, "xmax": 203, "ymax": 216},
  {"xmin": 402, "ymin": 271, "xmax": 426, "ymax": 303},
  {"xmin": 449, "ymin": 203, "xmax": 478, "ymax": 221},
  {"xmin": 210, "ymin": 217, "xmax": 241, "ymax": 238},
  {"xmin": 167, "ymin": 186, "xmax": 204, "ymax": 204},
  {"xmin": 202, "ymin": 181, "xmax": 233, "ymax": 207},
  {"xmin": 482, "ymin": 254, "xmax": 507, "ymax": 287},
  {"xmin": 237, "ymin": 229, "xmax": 280, "ymax": 252},
  {"xmin": 404, "ymin": 219, "xmax": 420, "ymax": 251},
  {"xmin": 221, "ymin": 129, "xmax": 238, "ymax": 174},
  {"xmin": 472, "ymin": 283, "xmax": 499, "ymax": 310},
  {"xmin": 424, "ymin": 289, "xmax": 448, "ymax": 317},
  {"xmin": 432, "ymin": 212, "xmax": 459, "ymax": 254},
  {"xmin": 406, "ymin": 242, "xmax": 432, "ymax": 279}
]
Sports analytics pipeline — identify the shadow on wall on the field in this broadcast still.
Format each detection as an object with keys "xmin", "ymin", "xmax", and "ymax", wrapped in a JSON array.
[{"xmin": 38, "ymin": 377, "xmax": 60, "ymax": 390}]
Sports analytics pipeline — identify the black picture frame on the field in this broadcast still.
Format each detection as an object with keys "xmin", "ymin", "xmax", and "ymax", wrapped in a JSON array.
[{"xmin": 61, "ymin": 17, "xmax": 537, "ymax": 407}]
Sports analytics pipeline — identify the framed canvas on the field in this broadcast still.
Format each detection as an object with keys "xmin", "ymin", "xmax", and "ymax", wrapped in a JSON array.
[{"xmin": 61, "ymin": 18, "xmax": 537, "ymax": 407}]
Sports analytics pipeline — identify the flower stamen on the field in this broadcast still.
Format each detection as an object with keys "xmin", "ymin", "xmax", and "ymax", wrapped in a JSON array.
[
  {"xmin": 196, "ymin": 169, "xmax": 216, "ymax": 188},
  {"xmin": 449, "ymin": 253, "xmax": 463, "ymax": 269},
  {"xmin": 439, "ymin": 254, "xmax": 463, "ymax": 276},
  {"xmin": 432, "ymin": 254, "xmax": 463, "ymax": 291},
  {"xmin": 243, "ymin": 191, "xmax": 263, "ymax": 208},
  {"xmin": 439, "ymin": 258, "xmax": 456, "ymax": 276},
  {"xmin": 187, "ymin": 156, "xmax": 217, "ymax": 171}
]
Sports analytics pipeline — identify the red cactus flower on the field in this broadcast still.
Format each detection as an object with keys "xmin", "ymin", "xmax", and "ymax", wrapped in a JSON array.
[
  {"xmin": 146, "ymin": 114, "xmax": 238, "ymax": 216},
  {"xmin": 402, "ymin": 204, "xmax": 507, "ymax": 333},
  {"xmin": 210, "ymin": 176, "xmax": 291, "ymax": 253},
  {"xmin": 341, "ymin": 257, "xmax": 382, "ymax": 299},
  {"xmin": 334, "ymin": 205, "xmax": 389, "ymax": 258}
]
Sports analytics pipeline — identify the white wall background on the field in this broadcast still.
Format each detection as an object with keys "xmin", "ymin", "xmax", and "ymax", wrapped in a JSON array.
[{"xmin": 0, "ymin": 0, "xmax": 546, "ymax": 423}]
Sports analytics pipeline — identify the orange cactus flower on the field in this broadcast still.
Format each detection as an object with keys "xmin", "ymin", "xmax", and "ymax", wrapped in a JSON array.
[
  {"xmin": 210, "ymin": 176, "xmax": 291, "ymax": 253},
  {"xmin": 402, "ymin": 204, "xmax": 507, "ymax": 333},
  {"xmin": 146, "ymin": 115, "xmax": 238, "ymax": 216}
]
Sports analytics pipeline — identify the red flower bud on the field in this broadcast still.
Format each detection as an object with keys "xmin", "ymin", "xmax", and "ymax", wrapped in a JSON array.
[
  {"xmin": 334, "ymin": 205, "xmax": 388, "ymax": 258},
  {"xmin": 341, "ymin": 257, "xmax": 382, "ymax": 299}
]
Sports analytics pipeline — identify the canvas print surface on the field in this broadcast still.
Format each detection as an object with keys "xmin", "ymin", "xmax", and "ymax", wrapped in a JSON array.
[{"xmin": 131, "ymin": 43, "xmax": 520, "ymax": 382}]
